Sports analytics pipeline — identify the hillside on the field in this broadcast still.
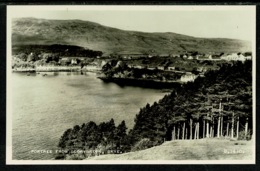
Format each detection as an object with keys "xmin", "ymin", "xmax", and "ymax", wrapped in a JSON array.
[
  {"xmin": 55, "ymin": 61, "xmax": 252, "ymax": 160},
  {"xmin": 87, "ymin": 139, "xmax": 253, "ymax": 160},
  {"xmin": 12, "ymin": 18, "xmax": 251, "ymax": 55}
]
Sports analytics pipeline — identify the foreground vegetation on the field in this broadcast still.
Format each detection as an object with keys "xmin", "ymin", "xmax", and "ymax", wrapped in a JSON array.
[
  {"xmin": 56, "ymin": 60, "xmax": 252, "ymax": 160},
  {"xmin": 129, "ymin": 60, "xmax": 252, "ymax": 143}
]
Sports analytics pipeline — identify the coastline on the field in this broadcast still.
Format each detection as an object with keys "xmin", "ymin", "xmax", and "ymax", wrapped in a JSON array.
[
  {"xmin": 12, "ymin": 66, "xmax": 102, "ymax": 73},
  {"xmin": 98, "ymin": 76, "xmax": 183, "ymax": 89},
  {"xmin": 11, "ymin": 66, "xmax": 183, "ymax": 89}
]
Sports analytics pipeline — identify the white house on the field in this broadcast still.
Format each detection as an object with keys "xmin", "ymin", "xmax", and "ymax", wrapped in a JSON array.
[
  {"xmin": 168, "ymin": 66, "xmax": 175, "ymax": 70},
  {"xmin": 187, "ymin": 56, "xmax": 193, "ymax": 60},
  {"xmin": 180, "ymin": 72, "xmax": 197, "ymax": 82},
  {"xmin": 221, "ymin": 53, "xmax": 246, "ymax": 62},
  {"xmin": 101, "ymin": 60, "xmax": 107, "ymax": 68},
  {"xmin": 71, "ymin": 58, "xmax": 77, "ymax": 64},
  {"xmin": 245, "ymin": 56, "xmax": 252, "ymax": 60},
  {"xmin": 158, "ymin": 66, "xmax": 164, "ymax": 70},
  {"xmin": 116, "ymin": 61, "xmax": 125, "ymax": 68},
  {"xmin": 84, "ymin": 64, "xmax": 99, "ymax": 71},
  {"xmin": 147, "ymin": 67, "xmax": 156, "ymax": 70},
  {"xmin": 133, "ymin": 65, "xmax": 144, "ymax": 69}
]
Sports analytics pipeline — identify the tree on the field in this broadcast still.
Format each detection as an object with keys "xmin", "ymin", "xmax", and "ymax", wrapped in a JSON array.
[
  {"xmin": 80, "ymin": 121, "xmax": 101, "ymax": 149},
  {"xmin": 58, "ymin": 128, "xmax": 72, "ymax": 148},
  {"xmin": 115, "ymin": 120, "xmax": 128, "ymax": 151}
]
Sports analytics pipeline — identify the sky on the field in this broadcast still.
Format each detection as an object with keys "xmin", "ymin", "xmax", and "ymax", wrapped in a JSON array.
[{"xmin": 7, "ymin": 5, "xmax": 255, "ymax": 41}]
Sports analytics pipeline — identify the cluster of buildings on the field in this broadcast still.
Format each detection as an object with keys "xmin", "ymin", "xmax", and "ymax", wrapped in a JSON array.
[
  {"xmin": 179, "ymin": 52, "xmax": 252, "ymax": 62},
  {"xmin": 128, "ymin": 64, "xmax": 175, "ymax": 71},
  {"xmin": 117, "ymin": 51, "xmax": 252, "ymax": 61},
  {"xmin": 115, "ymin": 61, "xmax": 198, "ymax": 83},
  {"xmin": 13, "ymin": 51, "xmax": 252, "ymax": 83},
  {"xmin": 59, "ymin": 57, "xmax": 86, "ymax": 65},
  {"xmin": 35, "ymin": 65, "xmax": 81, "ymax": 71},
  {"xmin": 35, "ymin": 51, "xmax": 253, "ymax": 67},
  {"xmin": 220, "ymin": 53, "xmax": 252, "ymax": 61}
]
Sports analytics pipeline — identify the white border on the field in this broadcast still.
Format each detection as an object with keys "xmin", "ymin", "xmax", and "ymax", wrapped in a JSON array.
[
  {"xmin": 6, "ymin": 5, "xmax": 256, "ymax": 165},
  {"xmin": 6, "ymin": 5, "xmax": 255, "ymax": 11}
]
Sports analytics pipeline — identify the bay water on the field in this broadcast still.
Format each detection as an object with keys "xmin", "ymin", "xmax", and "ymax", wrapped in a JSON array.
[{"xmin": 11, "ymin": 72, "xmax": 167, "ymax": 159}]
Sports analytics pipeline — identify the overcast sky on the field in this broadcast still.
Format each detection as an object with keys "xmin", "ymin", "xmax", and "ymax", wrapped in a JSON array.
[{"xmin": 8, "ymin": 6, "xmax": 255, "ymax": 41}]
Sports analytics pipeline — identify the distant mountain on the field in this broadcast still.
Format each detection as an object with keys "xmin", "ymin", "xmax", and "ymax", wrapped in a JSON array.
[{"xmin": 12, "ymin": 18, "xmax": 252, "ymax": 55}]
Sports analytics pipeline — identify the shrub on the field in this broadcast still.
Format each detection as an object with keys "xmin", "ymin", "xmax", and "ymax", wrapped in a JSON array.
[
  {"xmin": 238, "ymin": 129, "xmax": 252, "ymax": 140},
  {"xmin": 131, "ymin": 138, "xmax": 154, "ymax": 152}
]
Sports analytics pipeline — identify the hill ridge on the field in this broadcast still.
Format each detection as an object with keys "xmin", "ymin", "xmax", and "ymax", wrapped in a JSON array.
[{"xmin": 12, "ymin": 17, "xmax": 252, "ymax": 55}]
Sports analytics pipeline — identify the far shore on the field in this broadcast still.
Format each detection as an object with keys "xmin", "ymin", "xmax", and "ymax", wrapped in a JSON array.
[{"xmin": 12, "ymin": 66, "xmax": 102, "ymax": 73}]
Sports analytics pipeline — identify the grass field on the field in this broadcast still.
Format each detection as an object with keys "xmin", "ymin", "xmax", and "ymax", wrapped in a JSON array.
[{"xmin": 86, "ymin": 138, "xmax": 253, "ymax": 160}]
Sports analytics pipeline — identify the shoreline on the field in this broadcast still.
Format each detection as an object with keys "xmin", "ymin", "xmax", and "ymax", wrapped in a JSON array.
[
  {"xmin": 98, "ymin": 76, "xmax": 183, "ymax": 89},
  {"xmin": 12, "ymin": 67, "xmax": 184, "ymax": 89},
  {"xmin": 12, "ymin": 68, "xmax": 102, "ymax": 73}
]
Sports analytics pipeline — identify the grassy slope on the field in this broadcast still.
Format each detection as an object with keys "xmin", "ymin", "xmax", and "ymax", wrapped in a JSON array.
[
  {"xmin": 12, "ymin": 18, "xmax": 251, "ymax": 55},
  {"xmin": 86, "ymin": 139, "xmax": 253, "ymax": 160}
]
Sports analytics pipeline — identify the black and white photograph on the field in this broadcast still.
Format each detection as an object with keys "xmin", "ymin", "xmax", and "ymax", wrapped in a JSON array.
[{"xmin": 6, "ymin": 5, "xmax": 256, "ymax": 164}]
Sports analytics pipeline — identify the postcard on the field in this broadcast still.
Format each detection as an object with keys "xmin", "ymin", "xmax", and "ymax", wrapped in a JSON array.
[{"xmin": 6, "ymin": 5, "xmax": 256, "ymax": 164}]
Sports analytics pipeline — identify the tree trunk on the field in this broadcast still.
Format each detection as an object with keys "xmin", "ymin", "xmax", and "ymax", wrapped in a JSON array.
[
  {"xmin": 177, "ymin": 125, "xmax": 180, "ymax": 140},
  {"xmin": 212, "ymin": 118, "xmax": 215, "ymax": 138},
  {"xmin": 236, "ymin": 116, "xmax": 239, "ymax": 139},
  {"xmin": 245, "ymin": 117, "xmax": 248, "ymax": 137},
  {"xmin": 182, "ymin": 122, "xmax": 185, "ymax": 140},
  {"xmin": 210, "ymin": 124, "xmax": 213, "ymax": 138},
  {"xmin": 220, "ymin": 116, "xmax": 223, "ymax": 137},
  {"xmin": 203, "ymin": 119, "xmax": 205, "ymax": 138},
  {"xmin": 231, "ymin": 111, "xmax": 234, "ymax": 138},
  {"xmin": 217, "ymin": 101, "xmax": 221, "ymax": 138},
  {"xmin": 194, "ymin": 122, "xmax": 197, "ymax": 140},
  {"xmin": 185, "ymin": 128, "xmax": 188, "ymax": 140},
  {"xmin": 190, "ymin": 118, "xmax": 193, "ymax": 140},
  {"xmin": 210, "ymin": 116, "xmax": 214, "ymax": 138},
  {"xmin": 226, "ymin": 122, "xmax": 229, "ymax": 137},
  {"xmin": 172, "ymin": 125, "xmax": 175, "ymax": 140},
  {"xmin": 206, "ymin": 114, "xmax": 209, "ymax": 138},
  {"xmin": 197, "ymin": 122, "xmax": 200, "ymax": 139},
  {"xmin": 217, "ymin": 115, "xmax": 220, "ymax": 138}
]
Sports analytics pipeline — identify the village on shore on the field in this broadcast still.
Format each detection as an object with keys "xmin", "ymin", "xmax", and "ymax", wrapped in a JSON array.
[{"xmin": 12, "ymin": 51, "xmax": 252, "ymax": 83}]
